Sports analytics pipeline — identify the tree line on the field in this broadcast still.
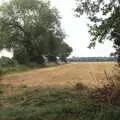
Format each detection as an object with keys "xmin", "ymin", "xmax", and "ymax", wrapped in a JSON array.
[
  {"xmin": 0, "ymin": 0, "xmax": 72, "ymax": 66},
  {"xmin": 68, "ymin": 57, "xmax": 115, "ymax": 62}
]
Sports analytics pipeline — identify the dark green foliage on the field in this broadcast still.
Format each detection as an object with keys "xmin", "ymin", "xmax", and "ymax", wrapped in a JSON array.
[
  {"xmin": 0, "ymin": 57, "xmax": 17, "ymax": 67},
  {"xmin": 48, "ymin": 55, "xmax": 57, "ymax": 62},
  {"xmin": 59, "ymin": 42, "xmax": 73, "ymax": 62},
  {"xmin": 0, "ymin": 69, "xmax": 2, "ymax": 75}
]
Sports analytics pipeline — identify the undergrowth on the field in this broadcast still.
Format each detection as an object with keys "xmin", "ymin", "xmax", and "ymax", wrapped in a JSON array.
[{"xmin": 1, "ymin": 86, "xmax": 120, "ymax": 120}]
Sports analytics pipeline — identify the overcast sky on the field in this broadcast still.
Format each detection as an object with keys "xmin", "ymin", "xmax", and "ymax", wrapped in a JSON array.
[{"xmin": 0, "ymin": 0, "xmax": 115, "ymax": 58}]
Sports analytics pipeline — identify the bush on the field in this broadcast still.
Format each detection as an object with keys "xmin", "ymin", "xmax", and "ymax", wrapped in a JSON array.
[
  {"xmin": 0, "ymin": 70, "xmax": 2, "ymax": 80},
  {"xmin": 0, "ymin": 57, "xmax": 18, "ymax": 67}
]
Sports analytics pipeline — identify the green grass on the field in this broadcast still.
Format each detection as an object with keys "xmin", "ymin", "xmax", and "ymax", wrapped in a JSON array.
[
  {"xmin": 0, "ymin": 62, "xmax": 61, "ymax": 75},
  {"xmin": 1, "ymin": 86, "xmax": 120, "ymax": 120},
  {"xmin": 0, "ymin": 66, "xmax": 32, "ymax": 75}
]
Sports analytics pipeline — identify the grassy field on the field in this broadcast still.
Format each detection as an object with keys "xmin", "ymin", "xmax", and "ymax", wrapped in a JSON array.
[{"xmin": 1, "ymin": 62, "xmax": 120, "ymax": 120}]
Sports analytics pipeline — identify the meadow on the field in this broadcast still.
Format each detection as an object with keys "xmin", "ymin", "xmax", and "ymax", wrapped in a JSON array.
[{"xmin": 1, "ymin": 62, "xmax": 120, "ymax": 120}]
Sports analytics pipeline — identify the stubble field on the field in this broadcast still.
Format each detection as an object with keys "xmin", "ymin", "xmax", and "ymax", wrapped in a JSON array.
[{"xmin": 1, "ymin": 62, "xmax": 115, "ymax": 89}]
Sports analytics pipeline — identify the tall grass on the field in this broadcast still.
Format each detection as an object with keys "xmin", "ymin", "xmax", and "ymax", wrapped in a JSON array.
[{"xmin": 1, "ymin": 86, "xmax": 120, "ymax": 120}]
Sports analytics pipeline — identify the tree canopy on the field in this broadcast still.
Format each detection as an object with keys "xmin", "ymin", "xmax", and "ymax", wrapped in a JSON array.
[
  {"xmin": 0, "ymin": 0, "xmax": 72, "ymax": 65},
  {"xmin": 75, "ymin": 0, "xmax": 120, "ymax": 62}
]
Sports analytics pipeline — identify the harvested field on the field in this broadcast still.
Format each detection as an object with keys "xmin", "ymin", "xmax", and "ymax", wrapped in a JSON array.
[{"xmin": 1, "ymin": 62, "xmax": 115, "ymax": 88}]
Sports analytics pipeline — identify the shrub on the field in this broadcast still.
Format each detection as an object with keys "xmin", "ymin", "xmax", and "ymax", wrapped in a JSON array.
[
  {"xmin": 0, "ymin": 70, "xmax": 2, "ymax": 80},
  {"xmin": 0, "ymin": 57, "xmax": 18, "ymax": 67},
  {"xmin": 90, "ymin": 67, "xmax": 120, "ymax": 104}
]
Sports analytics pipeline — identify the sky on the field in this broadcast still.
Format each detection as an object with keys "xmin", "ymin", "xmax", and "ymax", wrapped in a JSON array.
[{"xmin": 0, "ymin": 0, "xmax": 115, "ymax": 58}]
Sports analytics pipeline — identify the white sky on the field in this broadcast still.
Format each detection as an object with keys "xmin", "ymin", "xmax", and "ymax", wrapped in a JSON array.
[{"xmin": 0, "ymin": 0, "xmax": 115, "ymax": 58}]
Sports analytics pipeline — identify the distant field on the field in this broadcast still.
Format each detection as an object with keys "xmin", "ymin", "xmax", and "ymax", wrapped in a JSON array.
[{"xmin": 1, "ymin": 62, "xmax": 115, "ymax": 89}]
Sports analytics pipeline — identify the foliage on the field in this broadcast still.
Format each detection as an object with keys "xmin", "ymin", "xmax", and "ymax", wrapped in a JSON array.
[
  {"xmin": 75, "ymin": 0, "xmax": 120, "ymax": 62},
  {"xmin": 0, "ymin": 69, "xmax": 2, "ymax": 81},
  {"xmin": 59, "ymin": 42, "xmax": 73, "ymax": 62},
  {"xmin": 0, "ymin": 0, "xmax": 72, "ymax": 65},
  {"xmin": 0, "ymin": 57, "xmax": 17, "ymax": 67}
]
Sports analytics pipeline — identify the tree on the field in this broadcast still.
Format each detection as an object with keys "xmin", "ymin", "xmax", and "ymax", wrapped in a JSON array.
[
  {"xmin": 59, "ymin": 42, "xmax": 73, "ymax": 62},
  {"xmin": 0, "ymin": 0, "xmax": 72, "ymax": 65},
  {"xmin": 75, "ymin": 0, "xmax": 120, "ymax": 62}
]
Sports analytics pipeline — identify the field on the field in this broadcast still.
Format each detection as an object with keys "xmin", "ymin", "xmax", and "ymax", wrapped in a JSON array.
[
  {"xmin": 1, "ymin": 62, "xmax": 115, "ymax": 88},
  {"xmin": 1, "ymin": 62, "xmax": 120, "ymax": 120}
]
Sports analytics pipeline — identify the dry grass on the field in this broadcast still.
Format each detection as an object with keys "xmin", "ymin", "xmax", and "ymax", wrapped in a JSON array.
[{"xmin": 1, "ymin": 62, "xmax": 115, "ymax": 89}]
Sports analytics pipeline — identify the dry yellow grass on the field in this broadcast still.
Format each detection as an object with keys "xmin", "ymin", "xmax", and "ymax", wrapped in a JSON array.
[{"xmin": 1, "ymin": 62, "xmax": 115, "ymax": 88}]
